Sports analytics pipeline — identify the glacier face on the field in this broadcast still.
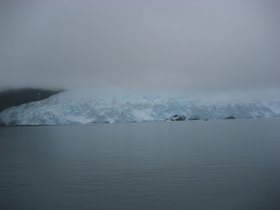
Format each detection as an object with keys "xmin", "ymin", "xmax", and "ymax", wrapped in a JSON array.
[{"xmin": 0, "ymin": 92, "xmax": 279, "ymax": 126}]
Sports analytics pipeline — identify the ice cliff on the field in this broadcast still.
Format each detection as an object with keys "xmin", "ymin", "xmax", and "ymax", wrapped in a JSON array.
[{"xmin": 0, "ymin": 92, "xmax": 279, "ymax": 126}]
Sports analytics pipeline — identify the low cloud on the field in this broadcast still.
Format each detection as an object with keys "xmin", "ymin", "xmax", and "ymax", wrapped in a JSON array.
[{"xmin": 0, "ymin": 0, "xmax": 279, "ymax": 97}]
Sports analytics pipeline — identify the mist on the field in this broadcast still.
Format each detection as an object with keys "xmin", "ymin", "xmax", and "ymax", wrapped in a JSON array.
[{"xmin": 0, "ymin": 0, "xmax": 280, "ymax": 97}]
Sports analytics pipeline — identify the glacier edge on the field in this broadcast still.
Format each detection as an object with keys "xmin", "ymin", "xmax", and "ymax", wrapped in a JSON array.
[{"xmin": 0, "ymin": 92, "xmax": 279, "ymax": 126}]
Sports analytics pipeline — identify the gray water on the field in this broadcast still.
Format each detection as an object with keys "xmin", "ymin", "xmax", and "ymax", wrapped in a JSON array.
[{"xmin": 1, "ymin": 118, "xmax": 280, "ymax": 210}]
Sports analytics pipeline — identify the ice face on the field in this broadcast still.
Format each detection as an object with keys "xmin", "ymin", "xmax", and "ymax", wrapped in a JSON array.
[{"xmin": 0, "ymin": 92, "xmax": 278, "ymax": 126}]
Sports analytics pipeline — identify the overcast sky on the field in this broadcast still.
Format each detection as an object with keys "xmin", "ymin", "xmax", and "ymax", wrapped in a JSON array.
[{"xmin": 0, "ymin": 0, "xmax": 279, "ymax": 96}]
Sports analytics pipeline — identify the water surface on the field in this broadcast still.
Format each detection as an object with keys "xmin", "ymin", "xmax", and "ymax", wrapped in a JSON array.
[{"xmin": 1, "ymin": 119, "xmax": 280, "ymax": 209}]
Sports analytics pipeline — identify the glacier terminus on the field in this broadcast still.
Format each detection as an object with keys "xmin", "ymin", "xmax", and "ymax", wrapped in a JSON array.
[{"xmin": 0, "ymin": 92, "xmax": 279, "ymax": 126}]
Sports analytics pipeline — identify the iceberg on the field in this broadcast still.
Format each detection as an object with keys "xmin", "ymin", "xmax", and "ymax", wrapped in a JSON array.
[{"xmin": 0, "ymin": 92, "xmax": 279, "ymax": 126}]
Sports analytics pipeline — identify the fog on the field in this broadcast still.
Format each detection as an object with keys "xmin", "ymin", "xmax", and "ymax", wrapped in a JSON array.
[{"xmin": 0, "ymin": 0, "xmax": 279, "ymax": 97}]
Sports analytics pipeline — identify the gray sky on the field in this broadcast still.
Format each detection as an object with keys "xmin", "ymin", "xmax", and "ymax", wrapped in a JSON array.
[{"xmin": 0, "ymin": 0, "xmax": 279, "ymax": 96}]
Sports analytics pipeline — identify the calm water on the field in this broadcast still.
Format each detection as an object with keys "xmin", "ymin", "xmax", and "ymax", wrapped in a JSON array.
[{"xmin": 1, "ymin": 119, "xmax": 280, "ymax": 210}]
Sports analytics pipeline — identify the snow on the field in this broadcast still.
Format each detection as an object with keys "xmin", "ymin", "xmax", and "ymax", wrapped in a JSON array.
[{"xmin": 0, "ymin": 92, "xmax": 279, "ymax": 126}]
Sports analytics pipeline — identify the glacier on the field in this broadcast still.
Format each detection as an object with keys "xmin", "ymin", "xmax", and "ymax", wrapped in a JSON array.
[{"xmin": 0, "ymin": 92, "xmax": 279, "ymax": 126}]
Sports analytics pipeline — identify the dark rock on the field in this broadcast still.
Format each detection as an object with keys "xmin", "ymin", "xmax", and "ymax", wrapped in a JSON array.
[
  {"xmin": 225, "ymin": 116, "xmax": 235, "ymax": 119},
  {"xmin": 170, "ymin": 114, "xmax": 186, "ymax": 121}
]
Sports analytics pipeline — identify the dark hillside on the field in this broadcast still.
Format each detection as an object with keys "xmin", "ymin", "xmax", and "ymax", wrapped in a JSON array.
[{"xmin": 0, "ymin": 88, "xmax": 62, "ymax": 113}]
